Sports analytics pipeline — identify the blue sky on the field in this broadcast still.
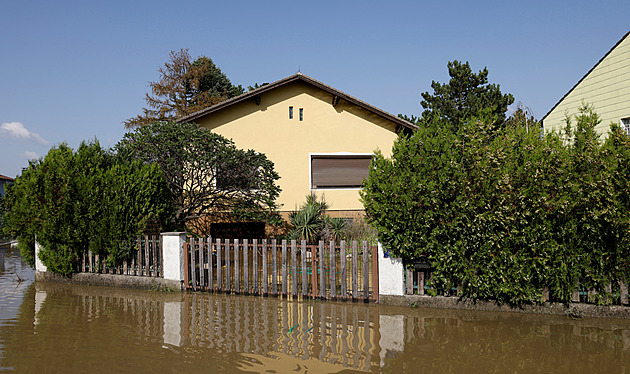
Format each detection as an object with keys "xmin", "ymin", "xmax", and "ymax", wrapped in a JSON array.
[{"xmin": 1, "ymin": 0, "xmax": 629, "ymax": 177}]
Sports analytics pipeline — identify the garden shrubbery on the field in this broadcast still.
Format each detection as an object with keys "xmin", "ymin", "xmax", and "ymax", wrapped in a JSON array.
[
  {"xmin": 2, "ymin": 140, "xmax": 173, "ymax": 274},
  {"xmin": 362, "ymin": 104, "xmax": 630, "ymax": 305}
]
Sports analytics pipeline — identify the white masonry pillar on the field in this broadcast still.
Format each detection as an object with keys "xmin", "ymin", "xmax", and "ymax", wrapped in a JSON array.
[
  {"xmin": 161, "ymin": 232, "xmax": 187, "ymax": 285},
  {"xmin": 378, "ymin": 242, "xmax": 404, "ymax": 296}
]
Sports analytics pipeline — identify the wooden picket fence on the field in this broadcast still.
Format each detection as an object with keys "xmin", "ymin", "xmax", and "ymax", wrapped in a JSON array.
[
  {"xmin": 77, "ymin": 235, "xmax": 163, "ymax": 277},
  {"xmin": 405, "ymin": 268, "xmax": 630, "ymax": 305},
  {"xmin": 184, "ymin": 238, "xmax": 379, "ymax": 302}
]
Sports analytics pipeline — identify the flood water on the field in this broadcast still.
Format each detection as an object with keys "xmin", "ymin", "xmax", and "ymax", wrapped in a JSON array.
[{"xmin": 0, "ymin": 248, "xmax": 629, "ymax": 373}]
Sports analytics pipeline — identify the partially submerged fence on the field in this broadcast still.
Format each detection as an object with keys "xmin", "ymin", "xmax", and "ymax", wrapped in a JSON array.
[
  {"xmin": 404, "ymin": 268, "xmax": 630, "ymax": 306},
  {"xmin": 77, "ymin": 235, "xmax": 163, "ymax": 277},
  {"xmin": 184, "ymin": 238, "xmax": 379, "ymax": 302}
]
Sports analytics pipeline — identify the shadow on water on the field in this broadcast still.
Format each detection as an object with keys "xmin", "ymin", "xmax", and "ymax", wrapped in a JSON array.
[{"xmin": 0, "ymin": 246, "xmax": 629, "ymax": 373}]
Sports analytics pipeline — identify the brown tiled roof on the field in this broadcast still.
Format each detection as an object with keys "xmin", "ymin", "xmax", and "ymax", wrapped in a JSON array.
[
  {"xmin": 176, "ymin": 73, "xmax": 417, "ymax": 131},
  {"xmin": 0, "ymin": 174, "xmax": 15, "ymax": 182},
  {"xmin": 542, "ymin": 30, "xmax": 630, "ymax": 123}
]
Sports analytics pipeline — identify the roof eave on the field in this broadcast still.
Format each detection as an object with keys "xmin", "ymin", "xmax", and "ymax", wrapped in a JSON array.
[{"xmin": 176, "ymin": 73, "xmax": 417, "ymax": 131}]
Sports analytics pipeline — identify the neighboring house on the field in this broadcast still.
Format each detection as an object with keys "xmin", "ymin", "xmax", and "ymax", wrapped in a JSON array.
[
  {"xmin": 542, "ymin": 31, "xmax": 630, "ymax": 135},
  {"xmin": 0, "ymin": 174, "xmax": 15, "ymax": 198},
  {"xmin": 178, "ymin": 73, "xmax": 416, "ymax": 229}
]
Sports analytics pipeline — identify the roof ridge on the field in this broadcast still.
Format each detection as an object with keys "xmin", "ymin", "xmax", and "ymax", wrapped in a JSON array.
[{"xmin": 177, "ymin": 73, "xmax": 417, "ymax": 131}]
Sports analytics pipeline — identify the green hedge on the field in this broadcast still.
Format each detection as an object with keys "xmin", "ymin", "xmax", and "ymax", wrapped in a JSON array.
[
  {"xmin": 2, "ymin": 140, "xmax": 173, "ymax": 275},
  {"xmin": 362, "ymin": 105, "xmax": 630, "ymax": 305}
]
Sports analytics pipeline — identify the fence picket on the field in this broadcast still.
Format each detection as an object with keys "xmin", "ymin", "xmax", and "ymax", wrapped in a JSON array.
[
  {"xmin": 244, "ymin": 239, "xmax": 249, "ymax": 295},
  {"xmin": 190, "ymin": 238, "xmax": 196, "ymax": 291},
  {"xmin": 282, "ymin": 240, "xmax": 288, "ymax": 298},
  {"xmin": 272, "ymin": 239, "xmax": 278, "ymax": 296},
  {"xmin": 330, "ymin": 240, "xmax": 336, "ymax": 300},
  {"xmin": 340, "ymin": 241, "xmax": 346, "ymax": 300},
  {"xmin": 301, "ymin": 240, "xmax": 307, "ymax": 298},
  {"xmin": 198, "ymin": 238, "xmax": 205, "ymax": 291},
  {"xmin": 217, "ymin": 239, "xmax": 222, "ymax": 291},
  {"xmin": 352, "ymin": 242, "xmax": 358, "ymax": 300},
  {"xmin": 262, "ymin": 239, "xmax": 268, "ymax": 296},
  {"xmin": 225, "ymin": 239, "xmax": 231, "ymax": 293},
  {"xmin": 253, "ymin": 239, "xmax": 259, "ymax": 295},
  {"xmin": 363, "ymin": 241, "xmax": 369, "ymax": 301},
  {"xmin": 319, "ymin": 241, "xmax": 325, "ymax": 299},
  {"xmin": 207, "ymin": 237, "xmax": 213, "ymax": 291},
  {"xmin": 145, "ymin": 235, "xmax": 150, "ymax": 277},
  {"xmin": 291, "ymin": 240, "xmax": 297, "ymax": 298},
  {"xmin": 235, "ymin": 239, "xmax": 240, "ymax": 294}
]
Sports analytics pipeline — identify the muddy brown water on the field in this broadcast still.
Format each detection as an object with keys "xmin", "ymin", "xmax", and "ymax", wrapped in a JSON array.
[{"xmin": 0, "ymin": 248, "xmax": 629, "ymax": 373}]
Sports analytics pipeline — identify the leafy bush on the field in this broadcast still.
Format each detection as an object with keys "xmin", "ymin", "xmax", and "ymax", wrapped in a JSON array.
[
  {"xmin": 362, "ymin": 104, "xmax": 630, "ymax": 305},
  {"xmin": 2, "ymin": 140, "xmax": 173, "ymax": 274}
]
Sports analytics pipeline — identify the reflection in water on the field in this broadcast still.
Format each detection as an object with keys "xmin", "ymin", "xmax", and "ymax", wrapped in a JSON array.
[{"xmin": 0, "ymin": 247, "xmax": 629, "ymax": 373}]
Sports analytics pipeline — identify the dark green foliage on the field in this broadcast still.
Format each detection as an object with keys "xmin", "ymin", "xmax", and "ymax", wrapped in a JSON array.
[
  {"xmin": 420, "ymin": 60, "xmax": 515, "ymax": 133},
  {"xmin": 2, "ymin": 140, "xmax": 173, "ymax": 274},
  {"xmin": 117, "ymin": 121, "xmax": 282, "ymax": 231},
  {"xmin": 362, "ymin": 104, "xmax": 630, "ymax": 305}
]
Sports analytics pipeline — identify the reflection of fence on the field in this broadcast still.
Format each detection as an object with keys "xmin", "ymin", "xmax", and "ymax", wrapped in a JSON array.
[
  {"xmin": 404, "ymin": 268, "xmax": 630, "ymax": 306},
  {"xmin": 182, "ymin": 293, "xmax": 380, "ymax": 371},
  {"xmin": 76, "ymin": 235, "xmax": 163, "ymax": 277},
  {"xmin": 184, "ymin": 238, "xmax": 379, "ymax": 302}
]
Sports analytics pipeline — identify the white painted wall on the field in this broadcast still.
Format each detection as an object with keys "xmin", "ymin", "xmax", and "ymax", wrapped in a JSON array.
[
  {"xmin": 378, "ymin": 242, "xmax": 404, "ymax": 296},
  {"xmin": 35, "ymin": 240, "xmax": 47, "ymax": 272},
  {"xmin": 161, "ymin": 232, "xmax": 186, "ymax": 284}
]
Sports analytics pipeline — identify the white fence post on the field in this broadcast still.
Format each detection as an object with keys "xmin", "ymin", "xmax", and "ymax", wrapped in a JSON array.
[
  {"xmin": 161, "ymin": 232, "xmax": 187, "ymax": 287},
  {"xmin": 378, "ymin": 242, "xmax": 404, "ymax": 296},
  {"xmin": 35, "ymin": 240, "xmax": 47, "ymax": 272}
]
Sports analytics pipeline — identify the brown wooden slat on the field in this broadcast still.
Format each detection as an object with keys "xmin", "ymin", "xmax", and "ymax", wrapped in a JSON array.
[
  {"xmin": 262, "ymin": 239, "xmax": 268, "ymax": 296},
  {"xmin": 184, "ymin": 241, "xmax": 190, "ymax": 289},
  {"xmin": 272, "ymin": 239, "xmax": 278, "ymax": 296},
  {"xmin": 159, "ymin": 235, "xmax": 164, "ymax": 278},
  {"xmin": 340, "ymin": 241, "xmax": 347, "ymax": 300},
  {"xmin": 145, "ymin": 235, "xmax": 150, "ymax": 276},
  {"xmin": 244, "ymin": 239, "xmax": 249, "ymax": 295},
  {"xmin": 152, "ymin": 235, "xmax": 158, "ymax": 277},
  {"xmin": 621, "ymin": 281, "xmax": 629, "ymax": 305},
  {"xmin": 253, "ymin": 239, "xmax": 259, "ymax": 295},
  {"xmin": 311, "ymin": 244, "xmax": 318, "ymax": 298},
  {"xmin": 363, "ymin": 241, "xmax": 369, "ymax": 301},
  {"xmin": 406, "ymin": 268, "xmax": 413, "ymax": 295},
  {"xmin": 136, "ymin": 237, "xmax": 142, "ymax": 276},
  {"xmin": 371, "ymin": 245, "xmax": 379, "ymax": 302},
  {"xmin": 291, "ymin": 240, "xmax": 297, "ymax": 298},
  {"xmin": 301, "ymin": 240, "xmax": 307, "ymax": 297},
  {"xmin": 225, "ymin": 239, "xmax": 231, "ymax": 293},
  {"xmin": 199, "ymin": 238, "xmax": 205, "ymax": 290},
  {"xmin": 216, "ymin": 239, "xmax": 222, "ymax": 291},
  {"xmin": 234, "ymin": 239, "xmax": 240, "ymax": 294},
  {"xmin": 88, "ymin": 250, "xmax": 93, "ymax": 273},
  {"xmin": 190, "ymin": 238, "xmax": 196, "ymax": 291},
  {"xmin": 282, "ymin": 240, "xmax": 288, "ymax": 297},
  {"xmin": 330, "ymin": 241, "xmax": 336, "ymax": 300},
  {"xmin": 319, "ymin": 241, "xmax": 325, "ymax": 299},
  {"xmin": 207, "ymin": 237, "xmax": 213, "ymax": 291},
  {"xmin": 352, "ymin": 241, "xmax": 358, "ymax": 300}
]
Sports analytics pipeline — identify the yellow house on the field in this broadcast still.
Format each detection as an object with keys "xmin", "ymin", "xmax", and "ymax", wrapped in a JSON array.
[
  {"xmin": 542, "ymin": 31, "xmax": 630, "ymax": 135},
  {"xmin": 178, "ymin": 73, "xmax": 416, "ymax": 224}
]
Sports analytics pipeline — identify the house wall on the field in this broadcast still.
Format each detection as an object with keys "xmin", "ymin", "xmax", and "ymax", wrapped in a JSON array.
[
  {"xmin": 543, "ymin": 33, "xmax": 630, "ymax": 135},
  {"xmin": 193, "ymin": 80, "xmax": 399, "ymax": 213}
]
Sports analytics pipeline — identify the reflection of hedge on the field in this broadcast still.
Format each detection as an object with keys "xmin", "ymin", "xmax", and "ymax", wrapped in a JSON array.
[
  {"xmin": 2, "ymin": 141, "xmax": 173, "ymax": 275},
  {"xmin": 362, "ymin": 105, "xmax": 630, "ymax": 305}
]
